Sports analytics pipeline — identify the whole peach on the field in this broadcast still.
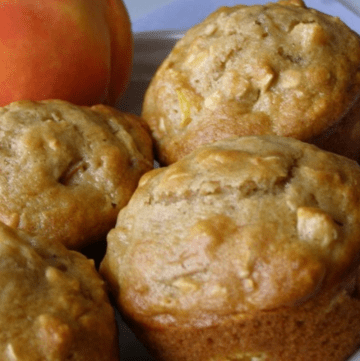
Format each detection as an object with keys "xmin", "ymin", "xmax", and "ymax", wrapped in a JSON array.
[{"xmin": 0, "ymin": 0, "xmax": 133, "ymax": 106}]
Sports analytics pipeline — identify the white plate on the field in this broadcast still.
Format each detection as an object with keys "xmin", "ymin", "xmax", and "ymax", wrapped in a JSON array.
[{"xmin": 115, "ymin": 30, "xmax": 360, "ymax": 361}]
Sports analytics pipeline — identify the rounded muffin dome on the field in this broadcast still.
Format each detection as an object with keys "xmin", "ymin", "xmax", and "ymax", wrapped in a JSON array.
[
  {"xmin": 0, "ymin": 99, "xmax": 153, "ymax": 249},
  {"xmin": 0, "ymin": 222, "xmax": 119, "ymax": 361},
  {"xmin": 101, "ymin": 135, "xmax": 360, "ymax": 361},
  {"xmin": 142, "ymin": 0, "xmax": 360, "ymax": 164}
]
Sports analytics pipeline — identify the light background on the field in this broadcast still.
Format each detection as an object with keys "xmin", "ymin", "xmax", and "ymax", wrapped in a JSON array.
[
  {"xmin": 123, "ymin": 0, "xmax": 360, "ymax": 33},
  {"xmin": 123, "ymin": 0, "xmax": 174, "ymax": 21}
]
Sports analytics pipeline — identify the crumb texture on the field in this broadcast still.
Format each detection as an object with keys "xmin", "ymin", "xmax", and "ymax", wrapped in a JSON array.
[
  {"xmin": 102, "ymin": 136, "xmax": 360, "ymax": 323},
  {"xmin": 0, "ymin": 100, "xmax": 153, "ymax": 248},
  {"xmin": 101, "ymin": 135, "xmax": 360, "ymax": 361},
  {"xmin": 0, "ymin": 222, "xmax": 119, "ymax": 361},
  {"xmin": 142, "ymin": 0, "xmax": 360, "ymax": 164}
]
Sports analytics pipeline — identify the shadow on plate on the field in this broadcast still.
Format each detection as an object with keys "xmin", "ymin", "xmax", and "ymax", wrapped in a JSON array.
[{"xmin": 116, "ymin": 30, "xmax": 185, "ymax": 116}]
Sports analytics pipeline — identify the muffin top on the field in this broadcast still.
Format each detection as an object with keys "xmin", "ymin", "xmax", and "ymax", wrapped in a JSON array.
[
  {"xmin": 0, "ymin": 222, "xmax": 118, "ymax": 361},
  {"xmin": 142, "ymin": 0, "xmax": 360, "ymax": 164},
  {"xmin": 101, "ymin": 135, "xmax": 360, "ymax": 326},
  {"xmin": 0, "ymin": 99, "xmax": 153, "ymax": 249}
]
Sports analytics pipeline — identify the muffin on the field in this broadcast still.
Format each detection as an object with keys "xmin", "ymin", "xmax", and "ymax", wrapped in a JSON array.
[
  {"xmin": 0, "ymin": 221, "xmax": 119, "ymax": 361},
  {"xmin": 101, "ymin": 135, "xmax": 360, "ymax": 361},
  {"xmin": 0, "ymin": 99, "xmax": 153, "ymax": 249},
  {"xmin": 142, "ymin": 0, "xmax": 360, "ymax": 165}
]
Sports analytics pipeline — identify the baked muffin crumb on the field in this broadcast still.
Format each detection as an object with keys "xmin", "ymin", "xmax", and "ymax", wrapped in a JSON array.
[
  {"xmin": 0, "ymin": 221, "xmax": 119, "ymax": 360},
  {"xmin": 0, "ymin": 99, "xmax": 153, "ymax": 249},
  {"xmin": 101, "ymin": 135, "xmax": 360, "ymax": 361},
  {"xmin": 142, "ymin": 0, "xmax": 360, "ymax": 164}
]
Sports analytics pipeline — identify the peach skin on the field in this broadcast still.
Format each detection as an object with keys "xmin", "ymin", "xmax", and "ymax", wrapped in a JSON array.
[{"xmin": 0, "ymin": 0, "xmax": 133, "ymax": 106}]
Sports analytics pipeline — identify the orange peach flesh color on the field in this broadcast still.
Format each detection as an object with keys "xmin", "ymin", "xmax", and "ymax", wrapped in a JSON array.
[{"xmin": 0, "ymin": 0, "xmax": 133, "ymax": 106}]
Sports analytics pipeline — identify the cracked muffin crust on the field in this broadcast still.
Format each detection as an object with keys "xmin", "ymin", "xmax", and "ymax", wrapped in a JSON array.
[
  {"xmin": 0, "ymin": 99, "xmax": 153, "ymax": 249},
  {"xmin": 101, "ymin": 135, "xmax": 360, "ymax": 361},
  {"xmin": 142, "ymin": 0, "xmax": 360, "ymax": 165},
  {"xmin": 0, "ymin": 221, "xmax": 119, "ymax": 361}
]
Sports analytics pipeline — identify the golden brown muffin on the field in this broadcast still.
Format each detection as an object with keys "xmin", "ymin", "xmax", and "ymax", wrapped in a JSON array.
[
  {"xmin": 142, "ymin": 0, "xmax": 360, "ymax": 165},
  {"xmin": 0, "ymin": 221, "xmax": 119, "ymax": 361},
  {"xmin": 101, "ymin": 135, "xmax": 360, "ymax": 361},
  {"xmin": 0, "ymin": 99, "xmax": 153, "ymax": 249}
]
